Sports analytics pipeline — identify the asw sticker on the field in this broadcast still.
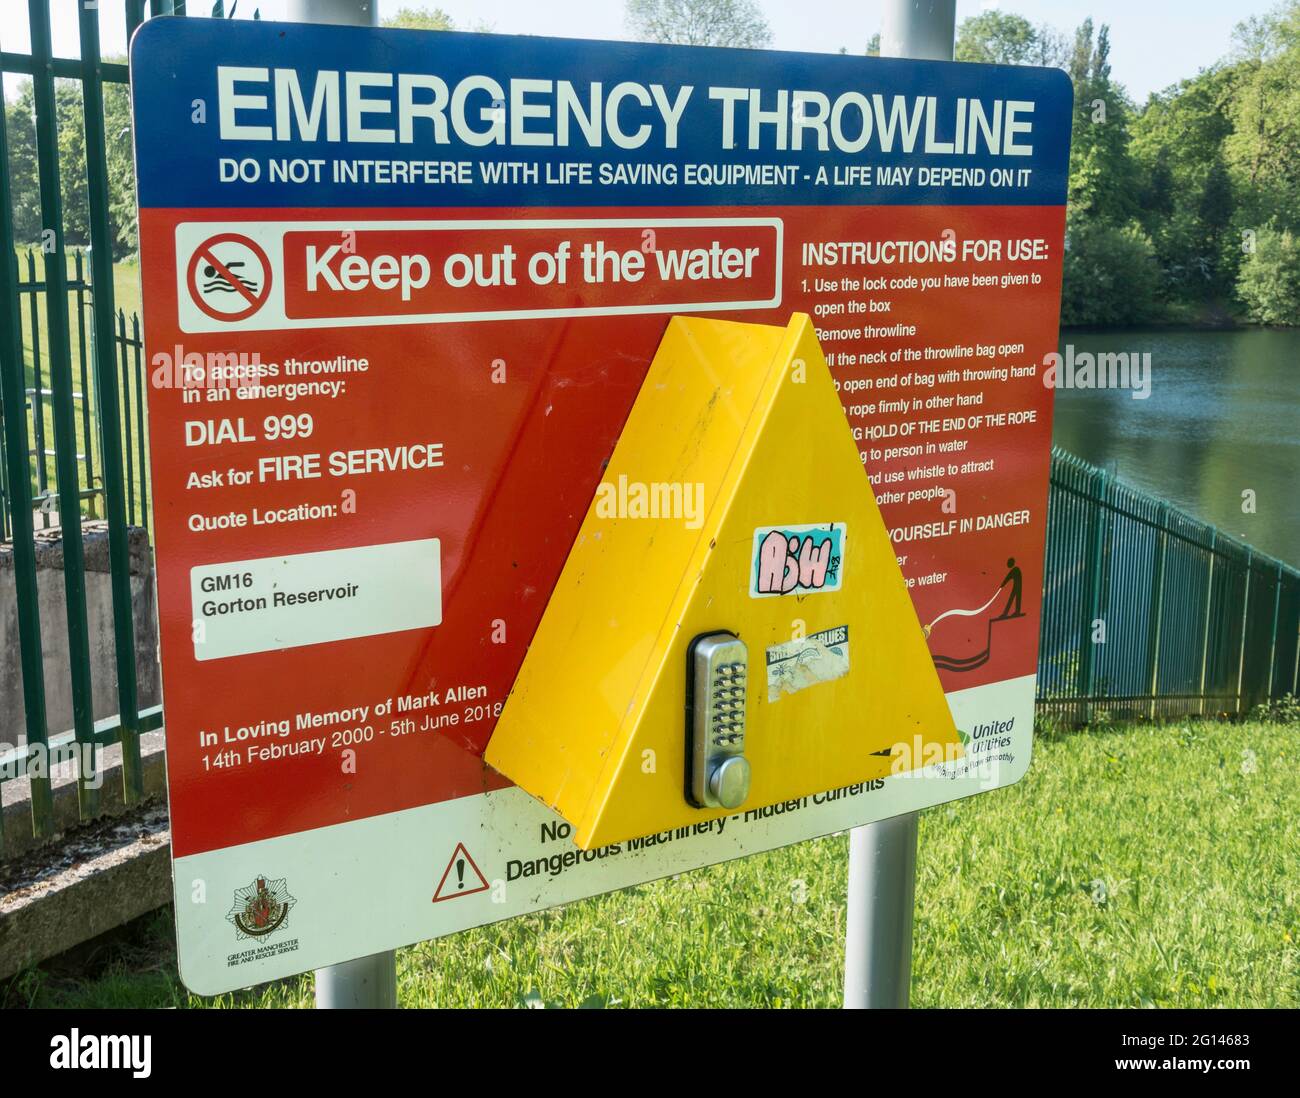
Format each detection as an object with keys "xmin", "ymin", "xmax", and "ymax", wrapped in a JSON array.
[{"xmin": 750, "ymin": 523, "xmax": 845, "ymax": 598}]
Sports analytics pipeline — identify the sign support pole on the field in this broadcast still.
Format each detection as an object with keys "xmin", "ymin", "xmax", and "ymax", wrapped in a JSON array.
[
  {"xmin": 283, "ymin": 0, "xmax": 397, "ymax": 1014},
  {"xmin": 286, "ymin": 0, "xmax": 378, "ymax": 25},
  {"xmin": 314, "ymin": 949, "xmax": 399, "ymax": 1009},
  {"xmin": 843, "ymin": 812, "xmax": 918, "ymax": 1007},
  {"xmin": 843, "ymin": 0, "xmax": 955, "ymax": 1011}
]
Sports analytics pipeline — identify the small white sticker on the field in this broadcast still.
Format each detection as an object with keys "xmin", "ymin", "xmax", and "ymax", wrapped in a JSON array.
[{"xmin": 766, "ymin": 625, "xmax": 850, "ymax": 702}]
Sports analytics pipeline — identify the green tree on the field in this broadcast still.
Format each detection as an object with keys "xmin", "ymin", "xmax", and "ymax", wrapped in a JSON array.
[
  {"xmin": 1067, "ymin": 20, "xmax": 1138, "ymax": 226},
  {"xmin": 1130, "ymin": 64, "xmax": 1241, "ymax": 310},
  {"xmin": 4, "ymin": 81, "xmax": 91, "ymax": 250},
  {"xmin": 1237, "ymin": 224, "xmax": 1300, "ymax": 324},
  {"xmin": 955, "ymin": 11, "xmax": 1063, "ymax": 67},
  {"xmin": 4, "ymin": 85, "xmax": 42, "ymax": 248},
  {"xmin": 1058, "ymin": 20, "xmax": 1156, "ymax": 322},
  {"xmin": 56, "ymin": 82, "xmax": 91, "ymax": 250},
  {"xmin": 4, "ymin": 74, "xmax": 139, "ymax": 259},
  {"xmin": 1224, "ymin": 4, "xmax": 1300, "ymax": 232},
  {"xmin": 1068, "ymin": 17, "xmax": 1094, "ymax": 87},
  {"xmin": 104, "ymin": 76, "xmax": 138, "ymax": 256},
  {"xmin": 383, "ymin": 6, "xmax": 455, "ymax": 30},
  {"xmin": 1196, "ymin": 154, "xmax": 1236, "ymax": 295},
  {"xmin": 1060, "ymin": 221, "xmax": 1163, "ymax": 327},
  {"xmin": 625, "ymin": 0, "xmax": 772, "ymax": 49},
  {"xmin": 1137, "ymin": 146, "xmax": 1175, "ymax": 221},
  {"xmin": 1121, "ymin": 3, "xmax": 1300, "ymax": 321}
]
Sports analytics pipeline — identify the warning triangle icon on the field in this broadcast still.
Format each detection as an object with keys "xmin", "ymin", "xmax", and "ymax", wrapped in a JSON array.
[{"xmin": 432, "ymin": 842, "xmax": 490, "ymax": 903}]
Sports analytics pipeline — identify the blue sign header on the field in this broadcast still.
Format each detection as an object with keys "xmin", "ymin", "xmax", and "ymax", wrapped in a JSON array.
[{"xmin": 131, "ymin": 18, "xmax": 1073, "ymax": 210}]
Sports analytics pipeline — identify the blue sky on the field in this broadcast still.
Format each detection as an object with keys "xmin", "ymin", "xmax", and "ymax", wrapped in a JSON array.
[{"xmin": 0, "ymin": 0, "xmax": 1279, "ymax": 102}]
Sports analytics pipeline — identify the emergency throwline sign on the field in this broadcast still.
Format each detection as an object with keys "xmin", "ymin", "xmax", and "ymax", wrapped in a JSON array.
[{"xmin": 131, "ymin": 18, "xmax": 1070, "ymax": 994}]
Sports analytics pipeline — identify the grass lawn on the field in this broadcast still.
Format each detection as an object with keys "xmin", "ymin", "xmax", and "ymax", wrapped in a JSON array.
[{"xmin": 7, "ymin": 716, "xmax": 1298, "ymax": 1009}]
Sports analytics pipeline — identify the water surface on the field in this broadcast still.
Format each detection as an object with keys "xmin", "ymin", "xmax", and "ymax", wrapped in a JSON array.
[{"xmin": 1053, "ymin": 328, "xmax": 1299, "ymax": 564}]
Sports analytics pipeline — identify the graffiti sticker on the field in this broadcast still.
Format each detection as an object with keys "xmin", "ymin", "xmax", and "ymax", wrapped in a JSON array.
[{"xmin": 750, "ymin": 523, "xmax": 846, "ymax": 598}]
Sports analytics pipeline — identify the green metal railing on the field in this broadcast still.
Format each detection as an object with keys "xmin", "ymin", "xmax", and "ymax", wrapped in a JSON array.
[
  {"xmin": 1038, "ymin": 449, "xmax": 1300, "ymax": 722},
  {"xmin": 0, "ymin": 1, "xmax": 168, "ymax": 852},
  {"xmin": 0, "ymin": 249, "xmax": 151, "ymax": 541},
  {"xmin": 15, "ymin": 249, "xmax": 98, "ymax": 532}
]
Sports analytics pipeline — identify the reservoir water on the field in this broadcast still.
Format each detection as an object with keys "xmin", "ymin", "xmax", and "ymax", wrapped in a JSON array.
[{"xmin": 1053, "ymin": 328, "xmax": 1299, "ymax": 564}]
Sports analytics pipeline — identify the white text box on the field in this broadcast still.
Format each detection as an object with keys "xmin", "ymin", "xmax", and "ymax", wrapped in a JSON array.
[{"xmin": 191, "ymin": 540, "xmax": 441, "ymax": 661}]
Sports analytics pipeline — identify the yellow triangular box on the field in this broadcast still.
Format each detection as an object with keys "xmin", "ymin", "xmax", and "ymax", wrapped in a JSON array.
[{"xmin": 486, "ymin": 314, "xmax": 961, "ymax": 849}]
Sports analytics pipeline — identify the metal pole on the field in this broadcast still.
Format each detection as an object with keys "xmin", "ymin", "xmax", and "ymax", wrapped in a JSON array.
[
  {"xmin": 283, "ymin": 0, "xmax": 393, "ymax": 1011},
  {"xmin": 285, "ymin": 0, "xmax": 378, "ymax": 24},
  {"xmin": 843, "ymin": 0, "xmax": 955, "ymax": 1011},
  {"xmin": 1236, "ymin": 552, "xmax": 1252, "ymax": 714},
  {"xmin": 844, "ymin": 813, "xmax": 918, "ymax": 1007},
  {"xmin": 880, "ymin": 0, "xmax": 957, "ymax": 63},
  {"xmin": 1266, "ymin": 563, "xmax": 1282, "ymax": 698},
  {"xmin": 1146, "ymin": 505, "xmax": 1169, "ymax": 720},
  {"xmin": 1197, "ymin": 531, "xmax": 1216, "ymax": 715},
  {"xmin": 315, "ymin": 950, "xmax": 399, "ymax": 1009}
]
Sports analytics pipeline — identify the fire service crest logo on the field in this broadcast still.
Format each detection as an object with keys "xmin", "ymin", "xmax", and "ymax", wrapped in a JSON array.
[{"xmin": 227, "ymin": 876, "xmax": 297, "ymax": 940}]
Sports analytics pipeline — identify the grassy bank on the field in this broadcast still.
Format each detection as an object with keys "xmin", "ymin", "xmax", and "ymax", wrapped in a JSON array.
[{"xmin": 7, "ymin": 717, "xmax": 1297, "ymax": 1009}]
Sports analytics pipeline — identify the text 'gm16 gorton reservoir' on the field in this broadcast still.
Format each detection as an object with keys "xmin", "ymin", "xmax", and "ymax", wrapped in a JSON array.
[{"xmin": 485, "ymin": 314, "xmax": 964, "ymax": 849}]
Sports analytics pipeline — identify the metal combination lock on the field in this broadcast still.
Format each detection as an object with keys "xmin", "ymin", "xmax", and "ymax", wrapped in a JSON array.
[{"xmin": 687, "ymin": 632, "xmax": 751, "ymax": 810}]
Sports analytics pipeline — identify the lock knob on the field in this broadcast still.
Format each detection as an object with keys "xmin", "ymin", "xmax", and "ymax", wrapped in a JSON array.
[{"xmin": 708, "ymin": 756, "xmax": 751, "ymax": 809}]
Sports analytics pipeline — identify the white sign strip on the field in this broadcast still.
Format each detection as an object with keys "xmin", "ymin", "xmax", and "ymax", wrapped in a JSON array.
[
  {"xmin": 173, "ymin": 674, "xmax": 1034, "ymax": 993},
  {"xmin": 191, "ymin": 539, "xmax": 442, "ymax": 661},
  {"xmin": 174, "ymin": 217, "xmax": 785, "ymax": 333}
]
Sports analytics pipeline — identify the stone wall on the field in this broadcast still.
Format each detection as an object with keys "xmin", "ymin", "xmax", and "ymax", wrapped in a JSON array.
[{"xmin": 0, "ymin": 521, "xmax": 160, "ymax": 746}]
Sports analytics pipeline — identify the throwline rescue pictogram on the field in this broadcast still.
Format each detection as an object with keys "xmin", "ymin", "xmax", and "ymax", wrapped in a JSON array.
[{"xmin": 923, "ymin": 557, "xmax": 1027, "ymax": 672}]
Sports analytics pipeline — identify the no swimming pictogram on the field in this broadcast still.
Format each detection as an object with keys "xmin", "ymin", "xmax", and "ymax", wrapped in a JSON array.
[{"xmin": 185, "ymin": 231, "xmax": 272, "ymax": 322}]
